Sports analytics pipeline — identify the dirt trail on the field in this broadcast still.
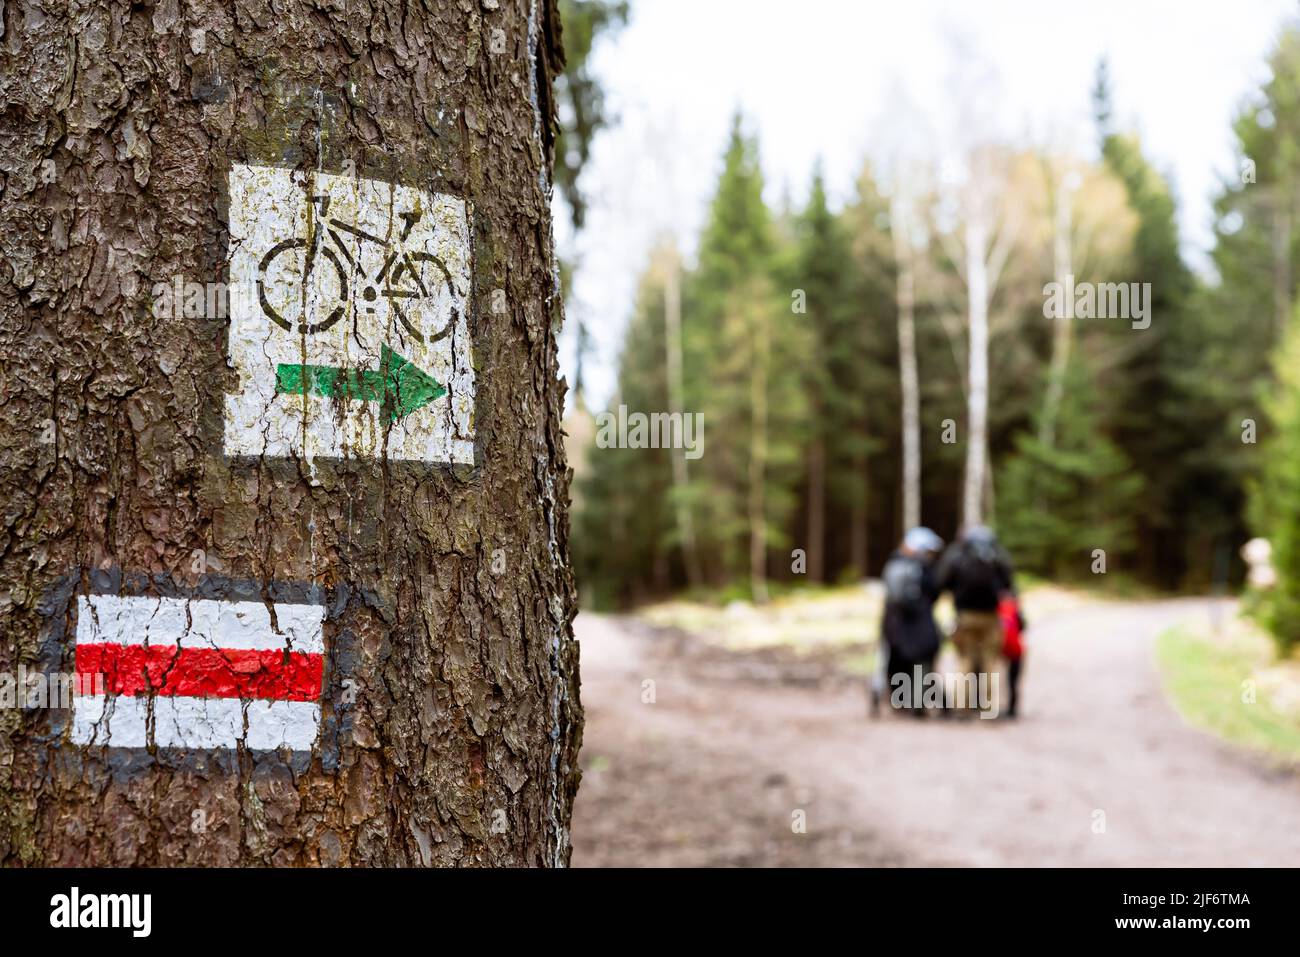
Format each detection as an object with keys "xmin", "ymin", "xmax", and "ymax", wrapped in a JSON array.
[{"xmin": 570, "ymin": 598, "xmax": 1300, "ymax": 866}]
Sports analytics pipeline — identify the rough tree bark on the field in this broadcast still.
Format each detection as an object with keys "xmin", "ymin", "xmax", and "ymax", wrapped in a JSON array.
[{"xmin": 0, "ymin": 0, "xmax": 581, "ymax": 866}]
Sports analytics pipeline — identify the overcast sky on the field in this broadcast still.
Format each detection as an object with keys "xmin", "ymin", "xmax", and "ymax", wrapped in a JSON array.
[{"xmin": 557, "ymin": 0, "xmax": 1298, "ymax": 409}]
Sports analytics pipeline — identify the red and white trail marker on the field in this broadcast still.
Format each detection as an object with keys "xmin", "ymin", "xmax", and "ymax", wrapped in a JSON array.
[{"xmin": 71, "ymin": 595, "xmax": 325, "ymax": 752}]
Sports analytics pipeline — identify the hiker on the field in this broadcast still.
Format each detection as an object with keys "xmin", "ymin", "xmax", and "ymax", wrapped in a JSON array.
[
  {"xmin": 997, "ymin": 591, "xmax": 1026, "ymax": 718},
  {"xmin": 875, "ymin": 526, "xmax": 945, "ymax": 717},
  {"xmin": 935, "ymin": 525, "xmax": 1018, "ymax": 716}
]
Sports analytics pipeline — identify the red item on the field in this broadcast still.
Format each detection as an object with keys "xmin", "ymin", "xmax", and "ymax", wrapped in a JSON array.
[
  {"xmin": 999, "ymin": 596, "xmax": 1024, "ymax": 660},
  {"xmin": 76, "ymin": 643, "xmax": 323, "ymax": 701}
]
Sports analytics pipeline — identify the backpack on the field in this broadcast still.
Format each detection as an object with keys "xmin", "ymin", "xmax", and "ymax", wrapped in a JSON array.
[
  {"xmin": 999, "ymin": 595, "xmax": 1024, "ymax": 659},
  {"xmin": 951, "ymin": 541, "xmax": 1005, "ymax": 608},
  {"xmin": 883, "ymin": 556, "xmax": 927, "ymax": 616}
]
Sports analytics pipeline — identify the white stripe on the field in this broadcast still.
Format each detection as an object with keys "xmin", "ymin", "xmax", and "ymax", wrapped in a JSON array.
[
  {"xmin": 71, "ymin": 695, "xmax": 320, "ymax": 751},
  {"xmin": 70, "ymin": 694, "xmax": 148, "ymax": 749},
  {"xmin": 242, "ymin": 700, "xmax": 321, "ymax": 751},
  {"xmin": 75, "ymin": 595, "xmax": 324, "ymax": 654}
]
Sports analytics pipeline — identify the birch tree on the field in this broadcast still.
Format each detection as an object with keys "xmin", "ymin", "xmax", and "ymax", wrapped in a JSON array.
[
  {"xmin": 930, "ymin": 37, "xmax": 1013, "ymax": 527},
  {"xmin": 891, "ymin": 190, "xmax": 922, "ymax": 531},
  {"xmin": 951, "ymin": 145, "xmax": 1018, "ymax": 527},
  {"xmin": 1037, "ymin": 158, "xmax": 1136, "ymax": 449}
]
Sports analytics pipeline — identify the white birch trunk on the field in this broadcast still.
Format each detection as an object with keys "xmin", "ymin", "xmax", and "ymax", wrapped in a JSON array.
[
  {"xmin": 891, "ymin": 194, "xmax": 922, "ymax": 531},
  {"xmin": 963, "ymin": 215, "xmax": 991, "ymax": 528}
]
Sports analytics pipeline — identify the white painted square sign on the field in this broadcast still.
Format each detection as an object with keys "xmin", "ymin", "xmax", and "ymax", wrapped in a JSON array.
[
  {"xmin": 71, "ymin": 594, "xmax": 326, "ymax": 752},
  {"xmin": 224, "ymin": 164, "xmax": 475, "ymax": 464}
]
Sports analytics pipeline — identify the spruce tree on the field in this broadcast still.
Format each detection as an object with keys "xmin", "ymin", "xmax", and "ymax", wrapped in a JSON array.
[
  {"xmin": 1248, "ymin": 313, "xmax": 1300, "ymax": 653},
  {"xmin": 685, "ymin": 114, "xmax": 812, "ymax": 592},
  {"xmin": 1094, "ymin": 60, "xmax": 1209, "ymax": 586},
  {"xmin": 791, "ymin": 167, "xmax": 854, "ymax": 580},
  {"xmin": 839, "ymin": 165, "xmax": 900, "ymax": 573},
  {"xmin": 1000, "ymin": 360, "xmax": 1144, "ymax": 580},
  {"xmin": 574, "ymin": 264, "xmax": 674, "ymax": 606}
]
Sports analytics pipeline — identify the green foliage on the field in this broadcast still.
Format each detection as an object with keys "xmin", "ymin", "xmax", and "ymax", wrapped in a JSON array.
[
  {"xmin": 555, "ymin": 0, "xmax": 629, "ymax": 231},
  {"xmin": 1000, "ymin": 360, "xmax": 1144, "ymax": 579},
  {"xmin": 682, "ymin": 115, "xmax": 775, "ymax": 577},
  {"xmin": 786, "ymin": 165, "xmax": 886, "ymax": 576},
  {"xmin": 579, "ymin": 115, "xmax": 816, "ymax": 602},
  {"xmin": 1249, "ymin": 315, "xmax": 1300, "ymax": 652},
  {"xmin": 1180, "ymin": 26, "xmax": 1300, "ymax": 587},
  {"xmin": 1158, "ymin": 623, "xmax": 1300, "ymax": 761},
  {"xmin": 1091, "ymin": 56, "xmax": 1231, "ymax": 587},
  {"xmin": 574, "ymin": 39, "xmax": 1300, "ymax": 608},
  {"xmin": 573, "ymin": 267, "xmax": 673, "ymax": 606},
  {"xmin": 688, "ymin": 116, "xmax": 813, "ymax": 586},
  {"xmin": 836, "ymin": 165, "xmax": 901, "ymax": 568},
  {"xmin": 1094, "ymin": 130, "xmax": 1200, "ymax": 583},
  {"xmin": 691, "ymin": 115, "xmax": 776, "ymax": 308}
]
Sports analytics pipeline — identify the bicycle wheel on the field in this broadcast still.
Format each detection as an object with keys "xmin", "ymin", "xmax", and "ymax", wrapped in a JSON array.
[
  {"xmin": 383, "ymin": 252, "xmax": 456, "ymax": 344},
  {"xmin": 257, "ymin": 237, "xmax": 349, "ymax": 334}
]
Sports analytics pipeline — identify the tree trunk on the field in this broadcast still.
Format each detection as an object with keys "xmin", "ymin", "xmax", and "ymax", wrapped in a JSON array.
[
  {"xmin": 850, "ymin": 487, "xmax": 868, "ymax": 578},
  {"xmin": 963, "ymin": 216, "xmax": 991, "ymax": 528},
  {"xmin": 749, "ymin": 299, "xmax": 769, "ymax": 604},
  {"xmin": 983, "ymin": 435, "xmax": 996, "ymax": 523},
  {"xmin": 0, "ymin": 0, "xmax": 580, "ymax": 866},
  {"xmin": 805, "ymin": 434, "xmax": 825, "ymax": 582},
  {"xmin": 891, "ymin": 195, "xmax": 921, "ymax": 532}
]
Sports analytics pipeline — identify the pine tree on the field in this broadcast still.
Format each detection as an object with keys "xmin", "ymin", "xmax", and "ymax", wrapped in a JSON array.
[
  {"xmin": 1099, "ymin": 57, "xmax": 1247, "ymax": 585},
  {"xmin": 1000, "ymin": 360, "xmax": 1144, "ymax": 580},
  {"xmin": 1248, "ymin": 312, "xmax": 1300, "ymax": 652},
  {"xmin": 684, "ymin": 114, "xmax": 811, "ymax": 594},
  {"xmin": 1193, "ymin": 31, "xmax": 1300, "ymax": 590},
  {"xmin": 574, "ymin": 263, "xmax": 675, "ymax": 606},
  {"xmin": 839, "ymin": 165, "xmax": 899, "ymax": 573},
  {"xmin": 791, "ymin": 166, "xmax": 854, "ymax": 581}
]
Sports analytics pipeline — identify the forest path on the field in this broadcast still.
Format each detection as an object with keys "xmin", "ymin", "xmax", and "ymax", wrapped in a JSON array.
[{"xmin": 570, "ymin": 598, "xmax": 1300, "ymax": 866}]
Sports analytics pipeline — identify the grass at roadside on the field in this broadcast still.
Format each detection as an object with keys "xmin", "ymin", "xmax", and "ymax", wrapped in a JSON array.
[
  {"xmin": 637, "ymin": 583, "xmax": 878, "ymax": 656},
  {"xmin": 634, "ymin": 579, "xmax": 1101, "ymax": 666},
  {"xmin": 1157, "ymin": 616, "xmax": 1300, "ymax": 764}
]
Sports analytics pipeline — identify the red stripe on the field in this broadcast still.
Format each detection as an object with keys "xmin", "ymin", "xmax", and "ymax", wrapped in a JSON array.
[{"xmin": 75, "ymin": 644, "xmax": 323, "ymax": 702}]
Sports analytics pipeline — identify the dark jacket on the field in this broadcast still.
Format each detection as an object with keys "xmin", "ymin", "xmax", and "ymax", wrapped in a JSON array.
[
  {"xmin": 880, "ymin": 550, "xmax": 941, "ymax": 661},
  {"xmin": 935, "ymin": 540, "xmax": 1015, "ymax": 612}
]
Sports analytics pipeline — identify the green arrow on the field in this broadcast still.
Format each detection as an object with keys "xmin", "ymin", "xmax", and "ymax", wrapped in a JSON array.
[{"xmin": 275, "ymin": 345, "xmax": 446, "ymax": 422}]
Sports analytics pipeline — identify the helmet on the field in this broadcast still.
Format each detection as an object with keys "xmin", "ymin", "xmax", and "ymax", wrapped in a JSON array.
[{"xmin": 903, "ymin": 526, "xmax": 945, "ymax": 554}]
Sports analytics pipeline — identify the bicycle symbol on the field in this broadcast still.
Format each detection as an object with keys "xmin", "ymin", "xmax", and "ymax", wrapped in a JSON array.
[{"xmin": 256, "ymin": 194, "xmax": 458, "ymax": 344}]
